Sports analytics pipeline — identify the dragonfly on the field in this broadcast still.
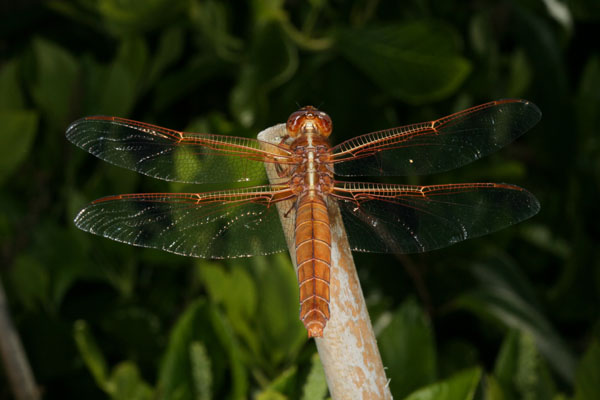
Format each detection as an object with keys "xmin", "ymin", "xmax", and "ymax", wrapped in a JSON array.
[{"xmin": 66, "ymin": 99, "xmax": 541, "ymax": 338}]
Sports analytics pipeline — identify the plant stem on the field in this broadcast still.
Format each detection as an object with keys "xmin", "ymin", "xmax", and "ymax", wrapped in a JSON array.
[
  {"xmin": 0, "ymin": 276, "xmax": 40, "ymax": 400},
  {"xmin": 259, "ymin": 124, "xmax": 392, "ymax": 400}
]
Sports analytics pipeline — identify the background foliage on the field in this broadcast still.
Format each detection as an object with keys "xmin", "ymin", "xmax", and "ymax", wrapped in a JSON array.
[{"xmin": 1, "ymin": 0, "xmax": 599, "ymax": 399}]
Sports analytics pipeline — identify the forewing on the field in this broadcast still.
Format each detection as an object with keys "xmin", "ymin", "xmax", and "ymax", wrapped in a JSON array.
[
  {"xmin": 74, "ymin": 186, "xmax": 295, "ymax": 258},
  {"xmin": 66, "ymin": 116, "xmax": 293, "ymax": 184},
  {"xmin": 333, "ymin": 182, "xmax": 540, "ymax": 254},
  {"xmin": 331, "ymin": 99, "xmax": 541, "ymax": 176}
]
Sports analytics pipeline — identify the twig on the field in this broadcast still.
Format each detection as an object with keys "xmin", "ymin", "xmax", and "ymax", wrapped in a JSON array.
[
  {"xmin": 259, "ymin": 124, "xmax": 393, "ymax": 400},
  {"xmin": 0, "ymin": 276, "xmax": 40, "ymax": 400}
]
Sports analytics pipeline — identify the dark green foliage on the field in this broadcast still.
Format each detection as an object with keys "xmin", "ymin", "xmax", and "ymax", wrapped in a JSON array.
[
  {"xmin": 1, "ymin": 0, "xmax": 599, "ymax": 398},
  {"xmin": 378, "ymin": 299, "xmax": 437, "ymax": 398}
]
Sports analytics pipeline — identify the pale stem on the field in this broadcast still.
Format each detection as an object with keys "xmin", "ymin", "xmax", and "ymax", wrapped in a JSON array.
[
  {"xmin": 259, "ymin": 124, "xmax": 393, "ymax": 400},
  {"xmin": 0, "ymin": 276, "xmax": 40, "ymax": 400}
]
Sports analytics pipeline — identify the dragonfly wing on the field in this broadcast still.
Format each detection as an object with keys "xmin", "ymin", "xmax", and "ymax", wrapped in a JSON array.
[
  {"xmin": 66, "ymin": 116, "xmax": 293, "ymax": 184},
  {"xmin": 74, "ymin": 186, "xmax": 295, "ymax": 258},
  {"xmin": 331, "ymin": 99, "xmax": 541, "ymax": 176},
  {"xmin": 332, "ymin": 182, "xmax": 540, "ymax": 254}
]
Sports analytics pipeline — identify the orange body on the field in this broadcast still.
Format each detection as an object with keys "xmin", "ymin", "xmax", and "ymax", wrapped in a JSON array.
[
  {"xmin": 295, "ymin": 195, "xmax": 331, "ymax": 337},
  {"xmin": 286, "ymin": 106, "xmax": 334, "ymax": 337}
]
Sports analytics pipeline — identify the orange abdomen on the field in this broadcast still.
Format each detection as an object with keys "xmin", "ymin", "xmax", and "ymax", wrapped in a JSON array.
[{"xmin": 295, "ymin": 194, "xmax": 331, "ymax": 337}]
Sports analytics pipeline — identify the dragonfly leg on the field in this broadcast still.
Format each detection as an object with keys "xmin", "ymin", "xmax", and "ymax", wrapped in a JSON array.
[{"xmin": 284, "ymin": 202, "xmax": 296, "ymax": 218}]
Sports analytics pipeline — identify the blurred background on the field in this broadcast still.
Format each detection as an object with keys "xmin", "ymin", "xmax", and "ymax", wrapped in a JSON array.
[{"xmin": 1, "ymin": 1, "xmax": 599, "ymax": 399}]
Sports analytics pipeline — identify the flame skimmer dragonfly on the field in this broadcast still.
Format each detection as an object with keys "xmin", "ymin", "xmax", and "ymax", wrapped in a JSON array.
[{"xmin": 67, "ymin": 99, "xmax": 540, "ymax": 337}]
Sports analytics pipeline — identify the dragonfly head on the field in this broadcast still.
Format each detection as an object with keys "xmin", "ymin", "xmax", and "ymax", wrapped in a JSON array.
[{"xmin": 286, "ymin": 106, "xmax": 333, "ymax": 138}]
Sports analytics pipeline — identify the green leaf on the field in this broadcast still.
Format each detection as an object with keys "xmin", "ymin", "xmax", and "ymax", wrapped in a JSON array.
[
  {"xmin": 483, "ymin": 374, "xmax": 505, "ymax": 400},
  {"xmin": 157, "ymin": 300, "xmax": 210, "ymax": 400},
  {"xmin": 104, "ymin": 0, "xmax": 186, "ymax": 30},
  {"xmin": 251, "ymin": 0, "xmax": 286, "ymax": 24},
  {"xmin": 226, "ymin": 266, "xmax": 257, "ymax": 322},
  {"xmin": 189, "ymin": 342, "xmax": 212, "ymax": 400},
  {"xmin": 512, "ymin": 333, "xmax": 557, "ymax": 400},
  {"xmin": 230, "ymin": 21, "xmax": 297, "ymax": 127},
  {"xmin": 403, "ymin": 367, "xmax": 482, "ymax": 400},
  {"xmin": 570, "ymin": 0, "xmax": 600, "ymax": 22},
  {"xmin": 301, "ymin": 353, "xmax": 328, "ymax": 400},
  {"xmin": 513, "ymin": 8, "xmax": 568, "ymax": 106},
  {"xmin": 196, "ymin": 262, "xmax": 229, "ymax": 305},
  {"xmin": 0, "ymin": 110, "xmax": 38, "ymax": 184},
  {"xmin": 147, "ymin": 27, "xmax": 185, "ymax": 88},
  {"xmin": 336, "ymin": 22, "xmax": 471, "ymax": 104},
  {"xmin": 115, "ymin": 36, "xmax": 149, "ymax": 92},
  {"xmin": 211, "ymin": 309, "xmax": 249, "ymax": 399},
  {"xmin": 378, "ymin": 298, "xmax": 436, "ymax": 399},
  {"xmin": 256, "ymin": 391, "xmax": 288, "ymax": 400},
  {"xmin": 437, "ymin": 340, "xmax": 479, "ymax": 378},
  {"xmin": 230, "ymin": 66, "xmax": 265, "ymax": 127},
  {"xmin": 196, "ymin": 262, "xmax": 258, "ymax": 335},
  {"xmin": 82, "ymin": 61, "xmax": 131, "ymax": 116},
  {"xmin": 106, "ymin": 362, "xmax": 153, "ymax": 400},
  {"xmin": 520, "ymin": 224, "xmax": 570, "ymax": 259},
  {"xmin": 251, "ymin": 21, "xmax": 297, "ymax": 91},
  {"xmin": 77, "ymin": 37, "xmax": 146, "ymax": 116},
  {"xmin": 493, "ymin": 330, "xmax": 520, "ymax": 397},
  {"xmin": 98, "ymin": 38, "xmax": 144, "ymax": 116},
  {"xmin": 493, "ymin": 330, "xmax": 558, "ymax": 400},
  {"xmin": 506, "ymin": 49, "xmax": 533, "ymax": 98},
  {"xmin": 576, "ymin": 55, "xmax": 600, "ymax": 150},
  {"xmin": 197, "ymin": 258, "xmax": 305, "ymax": 371},
  {"xmin": 261, "ymin": 366, "xmax": 297, "ymax": 397},
  {"xmin": 255, "ymin": 254, "xmax": 306, "ymax": 365},
  {"xmin": 8, "ymin": 255, "xmax": 49, "ymax": 311},
  {"xmin": 30, "ymin": 38, "xmax": 79, "ymax": 129},
  {"xmin": 153, "ymin": 55, "xmax": 226, "ymax": 112},
  {"xmin": 455, "ymin": 254, "xmax": 576, "ymax": 383},
  {"xmin": 468, "ymin": 12, "xmax": 497, "ymax": 60},
  {"xmin": 56, "ymin": 0, "xmax": 189, "ymax": 37},
  {"xmin": 157, "ymin": 299, "xmax": 247, "ymax": 400},
  {"xmin": 191, "ymin": 0, "xmax": 241, "ymax": 61},
  {"xmin": 43, "ymin": 225, "xmax": 108, "ymax": 307},
  {"xmin": 0, "ymin": 59, "xmax": 24, "ymax": 110},
  {"xmin": 574, "ymin": 342, "xmax": 600, "ymax": 400},
  {"xmin": 276, "ymin": 367, "xmax": 297, "ymax": 391},
  {"xmin": 73, "ymin": 320, "xmax": 109, "ymax": 389}
]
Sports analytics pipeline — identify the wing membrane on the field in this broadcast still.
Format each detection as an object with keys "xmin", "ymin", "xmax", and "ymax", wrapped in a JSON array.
[
  {"xmin": 74, "ymin": 186, "xmax": 295, "ymax": 258},
  {"xmin": 331, "ymin": 99, "xmax": 541, "ymax": 176},
  {"xmin": 332, "ymin": 182, "xmax": 540, "ymax": 254},
  {"xmin": 66, "ymin": 116, "xmax": 293, "ymax": 184}
]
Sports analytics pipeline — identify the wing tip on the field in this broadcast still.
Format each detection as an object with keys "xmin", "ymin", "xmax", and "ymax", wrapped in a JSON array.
[
  {"xmin": 526, "ymin": 190, "xmax": 541, "ymax": 217},
  {"xmin": 65, "ymin": 115, "xmax": 114, "ymax": 143},
  {"xmin": 497, "ymin": 98, "xmax": 542, "ymax": 122},
  {"xmin": 490, "ymin": 182, "xmax": 541, "ymax": 216}
]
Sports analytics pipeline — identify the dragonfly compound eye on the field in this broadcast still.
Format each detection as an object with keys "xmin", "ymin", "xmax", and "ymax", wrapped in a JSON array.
[
  {"xmin": 286, "ymin": 110, "xmax": 307, "ymax": 137},
  {"xmin": 314, "ymin": 111, "xmax": 333, "ymax": 137}
]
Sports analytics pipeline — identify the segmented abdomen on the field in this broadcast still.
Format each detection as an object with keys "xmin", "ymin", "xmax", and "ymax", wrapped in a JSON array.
[{"xmin": 295, "ymin": 194, "xmax": 331, "ymax": 337}]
